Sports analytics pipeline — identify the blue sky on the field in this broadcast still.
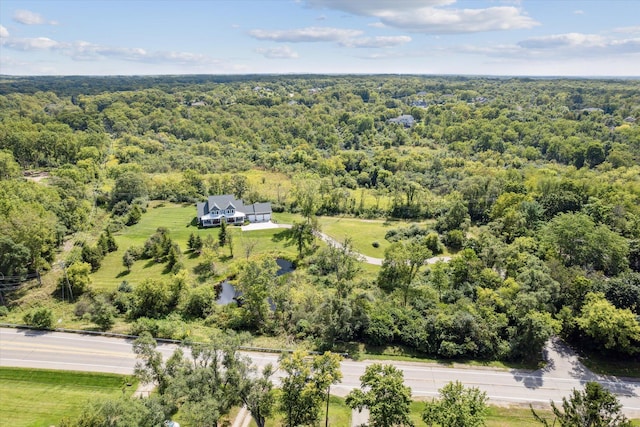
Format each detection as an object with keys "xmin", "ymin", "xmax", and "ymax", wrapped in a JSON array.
[{"xmin": 1, "ymin": 0, "xmax": 638, "ymax": 76}]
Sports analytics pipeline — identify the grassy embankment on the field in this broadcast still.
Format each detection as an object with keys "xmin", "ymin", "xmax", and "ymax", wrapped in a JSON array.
[{"xmin": 0, "ymin": 367, "xmax": 137, "ymax": 427}]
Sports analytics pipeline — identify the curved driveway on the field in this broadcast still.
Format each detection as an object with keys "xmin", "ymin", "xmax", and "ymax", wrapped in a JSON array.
[{"xmin": 1, "ymin": 328, "xmax": 639, "ymax": 417}]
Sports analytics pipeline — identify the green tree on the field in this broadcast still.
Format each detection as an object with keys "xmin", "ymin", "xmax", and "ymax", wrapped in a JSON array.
[
  {"xmin": 81, "ymin": 244, "xmax": 103, "ymax": 271},
  {"xmin": 0, "ymin": 150, "xmax": 22, "ymax": 180},
  {"xmin": 287, "ymin": 220, "xmax": 315, "ymax": 258},
  {"xmin": 131, "ymin": 278, "xmax": 177, "ymax": 319},
  {"xmin": 423, "ymin": 381, "xmax": 488, "ymax": 427},
  {"xmin": 377, "ymin": 239, "xmax": 431, "ymax": 305},
  {"xmin": 436, "ymin": 194, "xmax": 471, "ymax": 233},
  {"xmin": 346, "ymin": 363, "xmax": 414, "ymax": 427},
  {"xmin": 576, "ymin": 292, "xmax": 640, "ymax": 355},
  {"xmin": 122, "ymin": 250, "xmax": 135, "ymax": 272},
  {"xmin": 427, "ymin": 261, "xmax": 449, "ymax": 302},
  {"xmin": 166, "ymin": 242, "xmax": 181, "ymax": 270},
  {"xmin": 112, "ymin": 171, "xmax": 147, "ymax": 205},
  {"xmin": 0, "ymin": 235, "xmax": 31, "ymax": 277},
  {"xmin": 90, "ymin": 295, "xmax": 117, "ymax": 331},
  {"xmin": 279, "ymin": 350, "xmax": 342, "ymax": 427},
  {"xmin": 542, "ymin": 213, "xmax": 628, "ymax": 275},
  {"xmin": 126, "ymin": 204, "xmax": 142, "ymax": 225},
  {"xmin": 232, "ymin": 174, "xmax": 249, "ymax": 199},
  {"xmin": 232, "ymin": 362, "xmax": 276, "ymax": 427},
  {"xmin": 235, "ymin": 257, "xmax": 277, "ymax": 329},
  {"xmin": 59, "ymin": 395, "xmax": 167, "ymax": 427},
  {"xmin": 133, "ymin": 331, "xmax": 181, "ymax": 394},
  {"xmin": 532, "ymin": 382, "xmax": 631, "ymax": 427},
  {"xmin": 219, "ymin": 220, "xmax": 228, "ymax": 247},
  {"xmin": 511, "ymin": 311, "xmax": 561, "ymax": 361},
  {"xmin": 59, "ymin": 261, "xmax": 92, "ymax": 300},
  {"xmin": 293, "ymin": 178, "xmax": 320, "ymax": 221},
  {"xmin": 23, "ymin": 307, "xmax": 54, "ymax": 329}
]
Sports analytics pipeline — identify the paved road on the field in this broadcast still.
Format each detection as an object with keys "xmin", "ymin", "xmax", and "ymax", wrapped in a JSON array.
[{"xmin": 1, "ymin": 328, "xmax": 639, "ymax": 417}]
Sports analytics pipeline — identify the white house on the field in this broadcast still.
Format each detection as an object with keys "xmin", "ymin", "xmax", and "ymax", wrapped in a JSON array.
[{"xmin": 197, "ymin": 195, "xmax": 272, "ymax": 227}]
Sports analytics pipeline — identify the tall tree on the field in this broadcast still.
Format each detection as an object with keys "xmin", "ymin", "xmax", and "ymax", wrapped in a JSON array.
[
  {"xmin": 377, "ymin": 239, "xmax": 431, "ymax": 305},
  {"xmin": 235, "ymin": 257, "xmax": 277, "ymax": 329},
  {"xmin": 278, "ymin": 350, "xmax": 342, "ymax": 427},
  {"xmin": 218, "ymin": 220, "xmax": 228, "ymax": 247},
  {"xmin": 293, "ymin": 178, "xmax": 320, "ymax": 221},
  {"xmin": 532, "ymin": 382, "xmax": 631, "ymax": 427},
  {"xmin": 346, "ymin": 363, "xmax": 414, "ymax": 427},
  {"xmin": 423, "ymin": 381, "xmax": 488, "ymax": 427},
  {"xmin": 577, "ymin": 292, "xmax": 640, "ymax": 355},
  {"xmin": 286, "ymin": 220, "xmax": 315, "ymax": 258}
]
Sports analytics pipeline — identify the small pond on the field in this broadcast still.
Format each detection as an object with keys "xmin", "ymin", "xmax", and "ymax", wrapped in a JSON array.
[{"xmin": 215, "ymin": 258, "xmax": 294, "ymax": 306}]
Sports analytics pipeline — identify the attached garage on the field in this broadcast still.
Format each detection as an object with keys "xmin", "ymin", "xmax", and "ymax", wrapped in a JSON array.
[{"xmin": 246, "ymin": 202, "xmax": 272, "ymax": 223}]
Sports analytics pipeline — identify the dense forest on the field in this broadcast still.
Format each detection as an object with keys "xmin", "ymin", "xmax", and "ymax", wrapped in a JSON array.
[{"xmin": 1, "ymin": 75, "xmax": 639, "ymax": 366}]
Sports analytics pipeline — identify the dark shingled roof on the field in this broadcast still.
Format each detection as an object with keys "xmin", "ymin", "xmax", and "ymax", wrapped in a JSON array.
[{"xmin": 197, "ymin": 195, "xmax": 272, "ymax": 220}]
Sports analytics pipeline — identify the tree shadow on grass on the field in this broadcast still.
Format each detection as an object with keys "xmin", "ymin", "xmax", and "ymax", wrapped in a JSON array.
[
  {"xmin": 116, "ymin": 270, "xmax": 130, "ymax": 278},
  {"xmin": 272, "ymin": 229, "xmax": 290, "ymax": 243},
  {"xmin": 143, "ymin": 259, "xmax": 157, "ymax": 269}
]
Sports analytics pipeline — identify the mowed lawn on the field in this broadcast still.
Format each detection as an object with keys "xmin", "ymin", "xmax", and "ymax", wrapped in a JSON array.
[
  {"xmin": 248, "ymin": 395, "xmax": 351, "ymax": 427},
  {"xmin": 92, "ymin": 204, "xmax": 433, "ymax": 292},
  {"xmin": 91, "ymin": 203, "xmax": 298, "ymax": 291},
  {"xmin": 0, "ymin": 367, "xmax": 135, "ymax": 427},
  {"xmin": 274, "ymin": 212, "xmax": 432, "ymax": 259}
]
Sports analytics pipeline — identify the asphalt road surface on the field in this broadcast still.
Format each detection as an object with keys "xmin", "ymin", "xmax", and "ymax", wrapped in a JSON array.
[{"xmin": 1, "ymin": 327, "xmax": 639, "ymax": 417}]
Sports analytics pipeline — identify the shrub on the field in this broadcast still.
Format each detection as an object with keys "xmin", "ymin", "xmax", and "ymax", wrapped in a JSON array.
[
  {"xmin": 444, "ymin": 229, "xmax": 465, "ymax": 251},
  {"xmin": 118, "ymin": 280, "xmax": 133, "ymax": 293},
  {"xmin": 372, "ymin": 241, "xmax": 380, "ymax": 248},
  {"xmin": 0, "ymin": 306, "xmax": 9, "ymax": 317},
  {"xmin": 90, "ymin": 296, "xmax": 117, "ymax": 331},
  {"xmin": 181, "ymin": 285, "xmax": 217, "ymax": 319},
  {"xmin": 58, "ymin": 262, "xmax": 92, "ymax": 299},
  {"xmin": 126, "ymin": 204, "xmax": 142, "ymax": 226},
  {"xmin": 23, "ymin": 307, "xmax": 54, "ymax": 329}
]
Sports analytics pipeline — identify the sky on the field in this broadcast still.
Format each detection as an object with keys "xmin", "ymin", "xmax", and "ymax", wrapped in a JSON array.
[{"xmin": 0, "ymin": 0, "xmax": 639, "ymax": 77}]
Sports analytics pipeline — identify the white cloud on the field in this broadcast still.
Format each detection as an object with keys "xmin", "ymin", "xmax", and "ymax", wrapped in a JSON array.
[
  {"xmin": 573, "ymin": 10, "xmax": 585, "ymax": 15},
  {"xmin": 0, "ymin": 34, "xmax": 222, "ymax": 65},
  {"xmin": 378, "ymin": 6, "xmax": 538, "ymax": 33},
  {"xmin": 613, "ymin": 26, "xmax": 640, "ymax": 35},
  {"xmin": 305, "ymin": 0, "xmax": 538, "ymax": 34},
  {"xmin": 306, "ymin": 0, "xmax": 454, "ymax": 14},
  {"xmin": 519, "ymin": 33, "xmax": 607, "ymax": 49},
  {"xmin": 0, "ymin": 25, "xmax": 9, "ymax": 38},
  {"xmin": 12, "ymin": 9, "xmax": 57, "ymax": 25},
  {"xmin": 255, "ymin": 46, "xmax": 299, "ymax": 59},
  {"xmin": 248, "ymin": 26, "xmax": 362, "ymax": 42},
  {"xmin": 451, "ymin": 32, "xmax": 640, "ymax": 60},
  {"xmin": 340, "ymin": 35, "xmax": 411, "ymax": 48},
  {"xmin": 368, "ymin": 22, "xmax": 386, "ymax": 29},
  {"xmin": 1, "ymin": 37, "xmax": 60, "ymax": 50}
]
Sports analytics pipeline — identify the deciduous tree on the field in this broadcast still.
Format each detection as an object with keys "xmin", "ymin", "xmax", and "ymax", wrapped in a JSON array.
[
  {"xmin": 532, "ymin": 382, "xmax": 631, "ymax": 427},
  {"xmin": 423, "ymin": 380, "xmax": 488, "ymax": 427},
  {"xmin": 346, "ymin": 363, "xmax": 414, "ymax": 427},
  {"xmin": 279, "ymin": 350, "xmax": 342, "ymax": 427}
]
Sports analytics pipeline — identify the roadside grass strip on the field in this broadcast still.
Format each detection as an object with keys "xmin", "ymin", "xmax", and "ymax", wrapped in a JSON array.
[{"xmin": 0, "ymin": 367, "xmax": 136, "ymax": 427}]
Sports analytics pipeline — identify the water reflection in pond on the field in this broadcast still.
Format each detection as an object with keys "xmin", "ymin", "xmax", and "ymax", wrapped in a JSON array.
[{"xmin": 215, "ymin": 258, "xmax": 294, "ymax": 306}]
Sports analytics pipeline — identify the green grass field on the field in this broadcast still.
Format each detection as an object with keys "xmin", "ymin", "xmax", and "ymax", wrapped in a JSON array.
[
  {"xmin": 92, "ymin": 205, "xmax": 402, "ymax": 292},
  {"xmin": 91, "ymin": 203, "xmax": 298, "ymax": 291},
  {"xmin": 0, "ymin": 367, "xmax": 136, "ymax": 427},
  {"xmin": 273, "ymin": 212, "xmax": 434, "ymax": 259},
  {"xmin": 248, "ymin": 395, "xmax": 351, "ymax": 427}
]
